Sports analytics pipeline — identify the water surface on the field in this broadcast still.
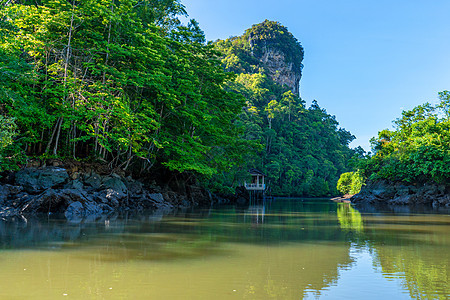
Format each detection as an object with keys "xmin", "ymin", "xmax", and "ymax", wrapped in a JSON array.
[{"xmin": 0, "ymin": 199, "xmax": 448, "ymax": 299}]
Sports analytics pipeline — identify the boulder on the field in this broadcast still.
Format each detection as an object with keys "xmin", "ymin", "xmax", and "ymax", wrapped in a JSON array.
[
  {"xmin": 65, "ymin": 179, "xmax": 84, "ymax": 191},
  {"xmin": 64, "ymin": 201, "xmax": 84, "ymax": 220},
  {"xmin": 4, "ymin": 185, "xmax": 23, "ymax": 196},
  {"xmin": 148, "ymin": 193, "xmax": 164, "ymax": 204},
  {"xmin": 140, "ymin": 192, "xmax": 174, "ymax": 209},
  {"xmin": 60, "ymin": 188, "xmax": 90, "ymax": 203},
  {"xmin": 83, "ymin": 172, "xmax": 102, "ymax": 189},
  {"xmin": 84, "ymin": 201, "xmax": 104, "ymax": 216},
  {"xmin": 105, "ymin": 189, "xmax": 124, "ymax": 206},
  {"xmin": 102, "ymin": 175, "xmax": 128, "ymax": 195},
  {"xmin": 15, "ymin": 167, "xmax": 69, "ymax": 192},
  {"xmin": 20, "ymin": 189, "xmax": 65, "ymax": 213},
  {"xmin": 64, "ymin": 200, "xmax": 109, "ymax": 222},
  {"xmin": 125, "ymin": 177, "xmax": 143, "ymax": 195},
  {"xmin": 186, "ymin": 185, "xmax": 211, "ymax": 206},
  {"xmin": 0, "ymin": 207, "xmax": 22, "ymax": 219}
]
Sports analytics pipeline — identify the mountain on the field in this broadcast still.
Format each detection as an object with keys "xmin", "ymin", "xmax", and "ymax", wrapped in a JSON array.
[
  {"xmin": 208, "ymin": 20, "xmax": 358, "ymax": 197},
  {"xmin": 215, "ymin": 19, "xmax": 303, "ymax": 95}
]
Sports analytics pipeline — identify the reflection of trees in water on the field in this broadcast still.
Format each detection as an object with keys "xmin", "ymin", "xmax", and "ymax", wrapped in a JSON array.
[
  {"xmin": 337, "ymin": 203, "xmax": 363, "ymax": 232},
  {"xmin": 4, "ymin": 201, "xmax": 448, "ymax": 299},
  {"xmin": 372, "ymin": 245, "xmax": 449, "ymax": 300},
  {"xmin": 356, "ymin": 211, "xmax": 450, "ymax": 300},
  {"xmin": 238, "ymin": 243, "xmax": 354, "ymax": 299},
  {"xmin": 0, "ymin": 200, "xmax": 356, "ymax": 299}
]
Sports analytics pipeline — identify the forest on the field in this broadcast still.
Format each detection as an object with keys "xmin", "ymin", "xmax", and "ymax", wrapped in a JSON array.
[
  {"xmin": 0, "ymin": 0, "xmax": 359, "ymax": 197},
  {"xmin": 357, "ymin": 91, "xmax": 450, "ymax": 186}
]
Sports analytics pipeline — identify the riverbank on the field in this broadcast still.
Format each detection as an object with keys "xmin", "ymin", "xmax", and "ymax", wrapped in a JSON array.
[
  {"xmin": 0, "ymin": 161, "xmax": 248, "ymax": 222},
  {"xmin": 351, "ymin": 180, "xmax": 450, "ymax": 207}
]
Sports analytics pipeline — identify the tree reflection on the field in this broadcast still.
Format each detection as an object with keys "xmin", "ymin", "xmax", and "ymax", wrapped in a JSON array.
[
  {"xmin": 356, "ymin": 210, "xmax": 450, "ymax": 300},
  {"xmin": 337, "ymin": 203, "xmax": 363, "ymax": 232}
]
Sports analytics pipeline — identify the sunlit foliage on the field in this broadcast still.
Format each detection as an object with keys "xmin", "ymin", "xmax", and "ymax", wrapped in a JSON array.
[
  {"xmin": 359, "ymin": 91, "xmax": 450, "ymax": 185},
  {"xmin": 0, "ymin": 0, "xmax": 248, "ymax": 176}
]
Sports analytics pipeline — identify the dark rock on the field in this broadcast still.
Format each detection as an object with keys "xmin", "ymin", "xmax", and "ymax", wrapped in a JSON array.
[
  {"xmin": 60, "ymin": 188, "xmax": 91, "ymax": 203},
  {"xmin": 388, "ymin": 195, "xmax": 411, "ymax": 205},
  {"xmin": 0, "ymin": 207, "xmax": 22, "ymax": 219},
  {"xmin": 4, "ymin": 185, "xmax": 23, "ymax": 196},
  {"xmin": 83, "ymin": 172, "xmax": 102, "ymax": 189},
  {"xmin": 105, "ymin": 189, "xmax": 125, "ymax": 206},
  {"xmin": 65, "ymin": 179, "xmax": 84, "ymax": 191},
  {"xmin": 352, "ymin": 180, "xmax": 450, "ymax": 207},
  {"xmin": 186, "ymin": 185, "xmax": 211, "ymax": 206},
  {"xmin": 148, "ymin": 193, "xmax": 165, "ymax": 204},
  {"xmin": 20, "ymin": 189, "xmax": 65, "ymax": 213},
  {"xmin": 64, "ymin": 201, "xmax": 84, "ymax": 220},
  {"xmin": 84, "ymin": 201, "xmax": 104, "ymax": 216},
  {"xmin": 102, "ymin": 175, "xmax": 127, "ymax": 195},
  {"xmin": 99, "ymin": 203, "xmax": 113, "ymax": 212},
  {"xmin": 64, "ymin": 200, "xmax": 108, "ymax": 222},
  {"xmin": 0, "ymin": 186, "xmax": 8, "ymax": 204},
  {"xmin": 125, "ymin": 177, "xmax": 143, "ymax": 195},
  {"xmin": 93, "ymin": 191, "xmax": 109, "ymax": 204},
  {"xmin": 139, "ymin": 193, "xmax": 170, "ymax": 209},
  {"xmin": 3, "ymin": 164, "xmax": 217, "ymax": 220},
  {"xmin": 15, "ymin": 167, "xmax": 69, "ymax": 192}
]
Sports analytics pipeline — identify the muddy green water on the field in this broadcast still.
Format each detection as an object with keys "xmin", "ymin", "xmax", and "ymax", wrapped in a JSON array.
[{"xmin": 0, "ymin": 199, "xmax": 448, "ymax": 299}]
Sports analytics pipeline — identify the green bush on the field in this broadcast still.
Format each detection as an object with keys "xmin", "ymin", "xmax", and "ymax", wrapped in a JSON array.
[{"xmin": 337, "ymin": 171, "xmax": 364, "ymax": 195}]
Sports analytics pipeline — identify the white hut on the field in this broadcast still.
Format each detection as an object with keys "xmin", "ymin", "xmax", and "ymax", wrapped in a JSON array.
[{"xmin": 244, "ymin": 169, "xmax": 266, "ymax": 191}]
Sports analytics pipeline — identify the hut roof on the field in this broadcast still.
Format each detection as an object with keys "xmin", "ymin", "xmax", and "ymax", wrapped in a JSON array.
[{"xmin": 248, "ymin": 168, "xmax": 266, "ymax": 176}]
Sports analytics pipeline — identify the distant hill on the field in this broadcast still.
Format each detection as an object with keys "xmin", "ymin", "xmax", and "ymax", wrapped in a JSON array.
[{"xmin": 208, "ymin": 20, "xmax": 359, "ymax": 197}]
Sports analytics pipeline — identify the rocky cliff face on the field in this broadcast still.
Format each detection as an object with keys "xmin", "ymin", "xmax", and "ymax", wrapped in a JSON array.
[
  {"xmin": 257, "ymin": 47, "xmax": 301, "ymax": 95},
  {"xmin": 246, "ymin": 20, "xmax": 304, "ymax": 96},
  {"xmin": 216, "ymin": 20, "xmax": 304, "ymax": 96}
]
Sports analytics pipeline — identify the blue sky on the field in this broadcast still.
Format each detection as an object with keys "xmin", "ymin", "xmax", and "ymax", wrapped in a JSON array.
[{"xmin": 182, "ymin": 0, "xmax": 450, "ymax": 151}]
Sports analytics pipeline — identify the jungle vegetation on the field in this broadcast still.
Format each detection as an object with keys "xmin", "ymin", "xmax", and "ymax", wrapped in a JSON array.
[
  {"xmin": 0, "ymin": 0, "xmax": 251, "ymax": 177},
  {"xmin": 0, "ymin": 1, "xmax": 358, "ymax": 197},
  {"xmin": 209, "ymin": 21, "xmax": 359, "ymax": 196},
  {"xmin": 357, "ymin": 91, "xmax": 450, "ymax": 186}
]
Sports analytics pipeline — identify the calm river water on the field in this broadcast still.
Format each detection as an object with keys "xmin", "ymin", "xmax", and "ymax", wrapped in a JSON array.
[{"xmin": 0, "ymin": 199, "xmax": 448, "ymax": 299}]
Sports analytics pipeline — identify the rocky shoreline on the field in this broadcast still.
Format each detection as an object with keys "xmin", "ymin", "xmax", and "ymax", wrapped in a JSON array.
[
  {"xmin": 0, "ymin": 162, "xmax": 249, "ymax": 222},
  {"xmin": 351, "ymin": 180, "xmax": 450, "ymax": 208}
]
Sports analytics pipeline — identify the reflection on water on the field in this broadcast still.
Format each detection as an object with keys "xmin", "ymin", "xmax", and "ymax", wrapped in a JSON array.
[
  {"xmin": 0, "ymin": 199, "xmax": 448, "ymax": 299},
  {"xmin": 337, "ymin": 203, "xmax": 364, "ymax": 232}
]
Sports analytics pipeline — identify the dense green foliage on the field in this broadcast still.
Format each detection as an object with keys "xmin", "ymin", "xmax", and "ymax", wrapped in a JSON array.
[
  {"xmin": 336, "ymin": 171, "xmax": 363, "ymax": 195},
  {"xmin": 0, "ymin": 3, "xmax": 357, "ymax": 196},
  {"xmin": 0, "ymin": 0, "xmax": 249, "ymax": 175},
  {"xmin": 359, "ymin": 91, "xmax": 450, "ymax": 185},
  {"xmin": 209, "ymin": 21, "xmax": 357, "ymax": 197}
]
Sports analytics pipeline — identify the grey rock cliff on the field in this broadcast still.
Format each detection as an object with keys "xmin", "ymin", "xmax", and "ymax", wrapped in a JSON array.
[{"xmin": 258, "ymin": 48, "xmax": 301, "ymax": 95}]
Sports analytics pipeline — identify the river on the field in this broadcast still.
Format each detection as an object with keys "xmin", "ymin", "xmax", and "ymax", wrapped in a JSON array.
[{"xmin": 0, "ymin": 199, "xmax": 448, "ymax": 299}]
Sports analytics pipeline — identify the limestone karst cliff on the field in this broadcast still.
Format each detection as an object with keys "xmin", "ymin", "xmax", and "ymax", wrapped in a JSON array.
[{"xmin": 215, "ymin": 19, "xmax": 304, "ymax": 96}]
